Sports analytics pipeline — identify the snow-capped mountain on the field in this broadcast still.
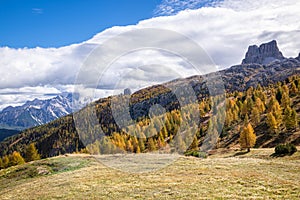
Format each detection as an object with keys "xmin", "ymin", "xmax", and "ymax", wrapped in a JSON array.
[{"xmin": 0, "ymin": 94, "xmax": 74, "ymax": 130}]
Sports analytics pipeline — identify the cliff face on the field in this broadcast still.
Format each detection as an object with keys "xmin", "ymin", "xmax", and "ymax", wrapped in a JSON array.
[
  {"xmin": 296, "ymin": 53, "xmax": 300, "ymax": 61},
  {"xmin": 242, "ymin": 40, "xmax": 285, "ymax": 65}
]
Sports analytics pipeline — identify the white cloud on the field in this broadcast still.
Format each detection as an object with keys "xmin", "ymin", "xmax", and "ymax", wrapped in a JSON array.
[
  {"xmin": 0, "ymin": 86, "xmax": 60, "ymax": 110},
  {"xmin": 32, "ymin": 8, "xmax": 43, "ymax": 15},
  {"xmin": 1, "ymin": 0, "xmax": 300, "ymax": 109},
  {"xmin": 154, "ymin": 0, "xmax": 221, "ymax": 16}
]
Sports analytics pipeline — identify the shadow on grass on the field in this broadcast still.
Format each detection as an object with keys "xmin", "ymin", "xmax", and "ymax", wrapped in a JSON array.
[
  {"xmin": 232, "ymin": 151, "xmax": 249, "ymax": 157},
  {"xmin": 270, "ymin": 152, "xmax": 296, "ymax": 158}
]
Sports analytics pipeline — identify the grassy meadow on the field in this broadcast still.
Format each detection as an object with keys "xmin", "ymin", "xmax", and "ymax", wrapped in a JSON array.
[{"xmin": 0, "ymin": 148, "xmax": 299, "ymax": 199}]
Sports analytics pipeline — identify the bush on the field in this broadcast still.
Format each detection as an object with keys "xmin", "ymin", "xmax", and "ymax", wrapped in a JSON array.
[
  {"xmin": 274, "ymin": 143, "xmax": 297, "ymax": 156},
  {"xmin": 185, "ymin": 150, "xmax": 207, "ymax": 158}
]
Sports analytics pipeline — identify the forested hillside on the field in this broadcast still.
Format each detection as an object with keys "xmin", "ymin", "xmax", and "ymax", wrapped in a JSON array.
[
  {"xmin": 0, "ymin": 129, "xmax": 19, "ymax": 142},
  {"xmin": 1, "ymin": 41, "xmax": 300, "ymax": 159},
  {"xmin": 1, "ymin": 70, "xmax": 300, "ymax": 159}
]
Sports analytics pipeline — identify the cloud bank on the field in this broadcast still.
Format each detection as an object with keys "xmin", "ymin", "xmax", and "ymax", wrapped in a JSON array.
[{"xmin": 0, "ymin": 0, "xmax": 300, "ymax": 108}]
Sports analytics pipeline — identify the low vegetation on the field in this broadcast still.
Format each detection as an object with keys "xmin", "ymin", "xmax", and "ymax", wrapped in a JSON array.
[
  {"xmin": 274, "ymin": 143, "xmax": 297, "ymax": 156},
  {"xmin": 0, "ymin": 75, "xmax": 300, "ymax": 171},
  {"xmin": 0, "ymin": 143, "xmax": 40, "ymax": 170},
  {"xmin": 0, "ymin": 150, "xmax": 299, "ymax": 199}
]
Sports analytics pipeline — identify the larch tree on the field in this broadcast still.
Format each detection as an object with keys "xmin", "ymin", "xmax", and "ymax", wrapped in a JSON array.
[
  {"xmin": 284, "ymin": 106, "xmax": 298, "ymax": 130},
  {"xmin": 290, "ymin": 82, "xmax": 298, "ymax": 96},
  {"xmin": 281, "ymin": 91, "xmax": 291, "ymax": 109},
  {"xmin": 147, "ymin": 138, "xmax": 156, "ymax": 151},
  {"xmin": 2, "ymin": 155, "xmax": 9, "ymax": 168},
  {"xmin": 175, "ymin": 134, "xmax": 187, "ymax": 153},
  {"xmin": 135, "ymin": 145, "xmax": 141, "ymax": 154},
  {"xmin": 255, "ymin": 97, "xmax": 265, "ymax": 113},
  {"xmin": 267, "ymin": 112, "xmax": 279, "ymax": 133},
  {"xmin": 24, "ymin": 143, "xmax": 41, "ymax": 162},
  {"xmin": 239, "ymin": 123, "xmax": 256, "ymax": 152},
  {"xmin": 252, "ymin": 107, "xmax": 260, "ymax": 125},
  {"xmin": 138, "ymin": 138, "xmax": 145, "ymax": 152},
  {"xmin": 189, "ymin": 136, "xmax": 199, "ymax": 150},
  {"xmin": 8, "ymin": 151, "xmax": 25, "ymax": 167},
  {"xmin": 270, "ymin": 99, "xmax": 283, "ymax": 126},
  {"xmin": 0, "ymin": 158, "xmax": 3, "ymax": 169}
]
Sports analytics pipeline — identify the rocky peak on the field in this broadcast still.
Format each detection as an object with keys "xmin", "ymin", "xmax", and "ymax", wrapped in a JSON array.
[
  {"xmin": 242, "ymin": 40, "xmax": 285, "ymax": 65},
  {"xmin": 296, "ymin": 53, "xmax": 300, "ymax": 61}
]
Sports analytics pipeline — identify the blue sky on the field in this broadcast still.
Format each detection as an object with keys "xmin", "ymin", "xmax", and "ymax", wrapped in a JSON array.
[{"xmin": 0, "ymin": 0, "xmax": 161, "ymax": 48}]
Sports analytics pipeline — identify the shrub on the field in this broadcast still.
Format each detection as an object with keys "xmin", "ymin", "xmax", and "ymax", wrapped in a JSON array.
[
  {"xmin": 274, "ymin": 143, "xmax": 297, "ymax": 156},
  {"xmin": 185, "ymin": 150, "xmax": 207, "ymax": 158}
]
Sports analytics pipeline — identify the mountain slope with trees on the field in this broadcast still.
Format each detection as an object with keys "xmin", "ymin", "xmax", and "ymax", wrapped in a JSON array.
[{"xmin": 0, "ymin": 40, "xmax": 299, "ymax": 159}]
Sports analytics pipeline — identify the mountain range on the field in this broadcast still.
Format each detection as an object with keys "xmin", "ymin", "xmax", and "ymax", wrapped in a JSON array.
[
  {"xmin": 0, "ymin": 40, "xmax": 300, "ymax": 157},
  {"xmin": 0, "ymin": 94, "xmax": 73, "ymax": 130}
]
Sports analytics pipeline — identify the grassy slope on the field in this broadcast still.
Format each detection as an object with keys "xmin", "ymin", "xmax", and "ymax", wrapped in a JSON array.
[{"xmin": 0, "ymin": 149, "xmax": 299, "ymax": 199}]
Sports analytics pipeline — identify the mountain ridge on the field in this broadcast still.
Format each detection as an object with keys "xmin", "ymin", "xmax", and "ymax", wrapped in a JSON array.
[
  {"xmin": 1, "ymin": 40, "xmax": 300, "ymax": 157},
  {"xmin": 0, "ymin": 94, "xmax": 73, "ymax": 130}
]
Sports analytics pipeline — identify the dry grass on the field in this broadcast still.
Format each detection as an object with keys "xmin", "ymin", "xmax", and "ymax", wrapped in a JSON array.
[{"xmin": 0, "ymin": 149, "xmax": 299, "ymax": 199}]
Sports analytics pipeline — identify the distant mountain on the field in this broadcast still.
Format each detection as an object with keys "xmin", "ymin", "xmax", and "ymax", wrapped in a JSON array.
[
  {"xmin": 0, "ymin": 128, "xmax": 19, "ymax": 142},
  {"xmin": 242, "ymin": 40, "xmax": 285, "ymax": 65},
  {"xmin": 0, "ymin": 94, "xmax": 74, "ymax": 130},
  {"xmin": 1, "ymin": 40, "xmax": 300, "ymax": 158}
]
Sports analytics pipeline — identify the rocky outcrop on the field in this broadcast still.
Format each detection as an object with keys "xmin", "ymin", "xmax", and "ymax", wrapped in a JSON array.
[
  {"xmin": 296, "ymin": 53, "xmax": 300, "ymax": 61},
  {"xmin": 242, "ymin": 40, "xmax": 285, "ymax": 65},
  {"xmin": 124, "ymin": 88, "xmax": 132, "ymax": 95}
]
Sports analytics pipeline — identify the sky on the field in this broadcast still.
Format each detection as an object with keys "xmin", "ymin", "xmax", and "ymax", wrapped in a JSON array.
[
  {"xmin": 0, "ymin": 0, "xmax": 160, "ymax": 48},
  {"xmin": 0, "ymin": 0, "xmax": 300, "ymax": 110}
]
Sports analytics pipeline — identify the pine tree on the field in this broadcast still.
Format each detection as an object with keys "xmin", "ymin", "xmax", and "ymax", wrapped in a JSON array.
[
  {"xmin": 8, "ymin": 151, "xmax": 25, "ymax": 167},
  {"xmin": 239, "ymin": 123, "xmax": 256, "ymax": 152},
  {"xmin": 24, "ymin": 143, "xmax": 41, "ymax": 162},
  {"xmin": 275, "ymin": 87, "xmax": 283, "ymax": 103}
]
